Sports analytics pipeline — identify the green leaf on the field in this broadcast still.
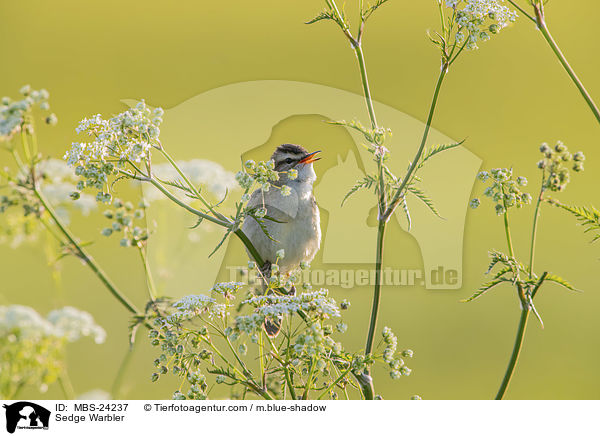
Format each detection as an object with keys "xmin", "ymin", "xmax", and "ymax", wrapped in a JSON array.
[
  {"xmin": 489, "ymin": 266, "xmax": 512, "ymax": 281},
  {"xmin": 460, "ymin": 278, "xmax": 508, "ymax": 303},
  {"xmin": 328, "ymin": 119, "xmax": 376, "ymax": 143},
  {"xmin": 407, "ymin": 185, "xmax": 442, "ymax": 218},
  {"xmin": 341, "ymin": 174, "xmax": 377, "ymax": 206},
  {"xmin": 246, "ymin": 212, "xmax": 279, "ymax": 243},
  {"xmin": 418, "ymin": 140, "xmax": 464, "ymax": 169},
  {"xmin": 400, "ymin": 196, "xmax": 411, "ymax": 231},
  {"xmin": 305, "ymin": 10, "xmax": 335, "ymax": 25},
  {"xmin": 161, "ymin": 178, "xmax": 193, "ymax": 195},
  {"xmin": 189, "ymin": 216, "xmax": 203, "ymax": 229},
  {"xmin": 552, "ymin": 201, "xmax": 600, "ymax": 243},
  {"xmin": 545, "ymin": 274, "xmax": 582, "ymax": 293},
  {"xmin": 208, "ymin": 228, "xmax": 232, "ymax": 258},
  {"xmin": 362, "ymin": 0, "xmax": 391, "ymax": 20},
  {"xmin": 485, "ymin": 250, "xmax": 511, "ymax": 274}
]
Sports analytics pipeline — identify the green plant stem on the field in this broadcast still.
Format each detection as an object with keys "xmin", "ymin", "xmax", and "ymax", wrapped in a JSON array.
[
  {"xmin": 533, "ymin": 4, "xmax": 600, "ymax": 125},
  {"xmin": 301, "ymin": 358, "xmax": 317, "ymax": 400},
  {"xmin": 317, "ymin": 366, "xmax": 352, "ymax": 400},
  {"xmin": 365, "ymin": 220, "xmax": 386, "ymax": 355},
  {"xmin": 234, "ymin": 229, "xmax": 266, "ymax": 267},
  {"xmin": 354, "ymin": 44, "xmax": 378, "ymax": 130},
  {"xmin": 158, "ymin": 147, "xmax": 230, "ymax": 223},
  {"xmin": 138, "ymin": 246, "xmax": 158, "ymax": 301},
  {"xmin": 111, "ymin": 346, "xmax": 136, "ymax": 399},
  {"xmin": 33, "ymin": 188, "xmax": 140, "ymax": 315},
  {"xmin": 495, "ymin": 307, "xmax": 530, "ymax": 400},
  {"xmin": 58, "ymin": 371, "xmax": 76, "ymax": 400},
  {"xmin": 503, "ymin": 210, "xmax": 515, "ymax": 258},
  {"xmin": 506, "ymin": 0, "xmax": 535, "ymax": 22},
  {"xmin": 327, "ymin": 0, "xmax": 383, "ymax": 400},
  {"xmin": 384, "ymin": 65, "xmax": 448, "ymax": 220},
  {"xmin": 283, "ymin": 365, "xmax": 297, "ymax": 400},
  {"xmin": 147, "ymin": 177, "xmax": 228, "ymax": 227},
  {"xmin": 528, "ymin": 176, "xmax": 546, "ymax": 278}
]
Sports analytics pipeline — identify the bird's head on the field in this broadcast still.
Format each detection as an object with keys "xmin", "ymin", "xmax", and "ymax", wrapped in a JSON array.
[{"xmin": 271, "ymin": 144, "xmax": 321, "ymax": 183}]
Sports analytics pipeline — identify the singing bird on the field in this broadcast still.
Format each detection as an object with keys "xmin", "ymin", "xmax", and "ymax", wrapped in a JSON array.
[{"xmin": 242, "ymin": 144, "xmax": 322, "ymax": 334}]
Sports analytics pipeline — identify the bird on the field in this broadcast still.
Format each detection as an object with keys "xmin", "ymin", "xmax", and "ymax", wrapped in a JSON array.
[{"xmin": 242, "ymin": 144, "xmax": 322, "ymax": 335}]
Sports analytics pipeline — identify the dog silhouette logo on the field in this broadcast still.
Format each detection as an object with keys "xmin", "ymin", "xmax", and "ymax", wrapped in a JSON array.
[{"xmin": 3, "ymin": 402, "xmax": 50, "ymax": 433}]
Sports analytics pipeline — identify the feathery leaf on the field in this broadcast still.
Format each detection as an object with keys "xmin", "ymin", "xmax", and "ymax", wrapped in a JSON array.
[
  {"xmin": 461, "ymin": 278, "xmax": 508, "ymax": 303},
  {"xmin": 418, "ymin": 140, "xmax": 464, "ymax": 169},
  {"xmin": 341, "ymin": 174, "xmax": 378, "ymax": 206},
  {"xmin": 407, "ymin": 185, "xmax": 442, "ymax": 218}
]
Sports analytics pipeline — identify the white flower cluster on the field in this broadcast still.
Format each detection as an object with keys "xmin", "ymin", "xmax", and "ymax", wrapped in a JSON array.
[
  {"xmin": 65, "ymin": 101, "xmax": 162, "ymax": 166},
  {"xmin": 446, "ymin": 0, "xmax": 517, "ymax": 50},
  {"xmin": 293, "ymin": 323, "xmax": 334, "ymax": 357},
  {"xmin": 211, "ymin": 281, "xmax": 245, "ymax": 298},
  {"xmin": 537, "ymin": 141, "xmax": 585, "ymax": 192},
  {"xmin": 234, "ymin": 313, "xmax": 265, "ymax": 335},
  {"xmin": 46, "ymin": 306, "xmax": 107, "ymax": 344},
  {"xmin": 0, "ymin": 86, "xmax": 55, "ymax": 142},
  {"xmin": 64, "ymin": 101, "xmax": 163, "ymax": 198},
  {"xmin": 472, "ymin": 167, "xmax": 532, "ymax": 215},
  {"xmin": 166, "ymin": 294, "xmax": 227, "ymax": 326},
  {"xmin": 382, "ymin": 326, "xmax": 412, "ymax": 380},
  {"xmin": 244, "ymin": 289, "xmax": 341, "ymax": 319},
  {"xmin": 0, "ymin": 305, "xmax": 106, "ymax": 343}
]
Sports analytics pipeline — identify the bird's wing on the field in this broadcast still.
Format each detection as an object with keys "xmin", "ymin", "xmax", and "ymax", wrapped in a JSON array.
[{"xmin": 246, "ymin": 186, "xmax": 299, "ymax": 221}]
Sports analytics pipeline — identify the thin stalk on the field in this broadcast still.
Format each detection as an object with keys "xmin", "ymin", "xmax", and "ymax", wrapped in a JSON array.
[
  {"xmin": 495, "ymin": 307, "xmax": 531, "ymax": 400},
  {"xmin": 317, "ymin": 366, "xmax": 352, "ymax": 400},
  {"xmin": 138, "ymin": 246, "xmax": 158, "ymax": 300},
  {"xmin": 111, "ymin": 346, "xmax": 136, "ymax": 399},
  {"xmin": 506, "ymin": 0, "xmax": 535, "ymax": 22},
  {"xmin": 283, "ymin": 365, "xmax": 297, "ymax": 400},
  {"xmin": 503, "ymin": 210, "xmax": 515, "ymax": 258},
  {"xmin": 354, "ymin": 44, "xmax": 378, "ymax": 129},
  {"xmin": 148, "ymin": 177, "xmax": 228, "ymax": 227},
  {"xmin": 258, "ymin": 331, "xmax": 266, "ymax": 388},
  {"xmin": 528, "ymin": 174, "xmax": 546, "ymax": 278},
  {"xmin": 283, "ymin": 334, "xmax": 298, "ymax": 400},
  {"xmin": 58, "ymin": 371, "xmax": 76, "ymax": 400},
  {"xmin": 533, "ymin": 5, "xmax": 600, "ymax": 125},
  {"xmin": 365, "ymin": 220, "xmax": 386, "ymax": 355},
  {"xmin": 34, "ymin": 188, "xmax": 140, "ymax": 315},
  {"xmin": 384, "ymin": 66, "xmax": 448, "ymax": 220},
  {"xmin": 301, "ymin": 358, "xmax": 317, "ymax": 400},
  {"xmin": 158, "ymin": 147, "xmax": 229, "ymax": 223}
]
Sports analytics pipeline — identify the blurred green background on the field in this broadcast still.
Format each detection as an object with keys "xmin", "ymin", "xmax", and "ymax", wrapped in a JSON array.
[{"xmin": 1, "ymin": 0, "xmax": 600, "ymax": 400}]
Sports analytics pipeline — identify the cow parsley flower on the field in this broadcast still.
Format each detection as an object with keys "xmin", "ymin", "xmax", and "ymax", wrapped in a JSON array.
[
  {"xmin": 287, "ymin": 168, "xmax": 298, "ymax": 180},
  {"xmin": 446, "ymin": 0, "xmax": 518, "ymax": 50},
  {"xmin": 280, "ymin": 185, "xmax": 292, "ymax": 197},
  {"xmin": 0, "ymin": 86, "xmax": 54, "ymax": 142},
  {"xmin": 46, "ymin": 306, "xmax": 107, "ymax": 344},
  {"xmin": 537, "ymin": 141, "xmax": 584, "ymax": 191},
  {"xmin": 472, "ymin": 167, "xmax": 532, "ymax": 214},
  {"xmin": 165, "ymin": 294, "xmax": 227, "ymax": 326},
  {"xmin": 64, "ymin": 101, "xmax": 164, "ymax": 197},
  {"xmin": 244, "ymin": 289, "xmax": 341, "ymax": 319}
]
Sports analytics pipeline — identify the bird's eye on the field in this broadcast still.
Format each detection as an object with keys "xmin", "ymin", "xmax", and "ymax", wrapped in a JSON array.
[{"xmin": 285, "ymin": 158, "xmax": 294, "ymax": 164}]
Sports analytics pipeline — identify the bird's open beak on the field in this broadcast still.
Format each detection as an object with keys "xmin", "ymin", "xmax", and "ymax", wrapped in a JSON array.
[{"xmin": 299, "ymin": 150, "xmax": 321, "ymax": 164}]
